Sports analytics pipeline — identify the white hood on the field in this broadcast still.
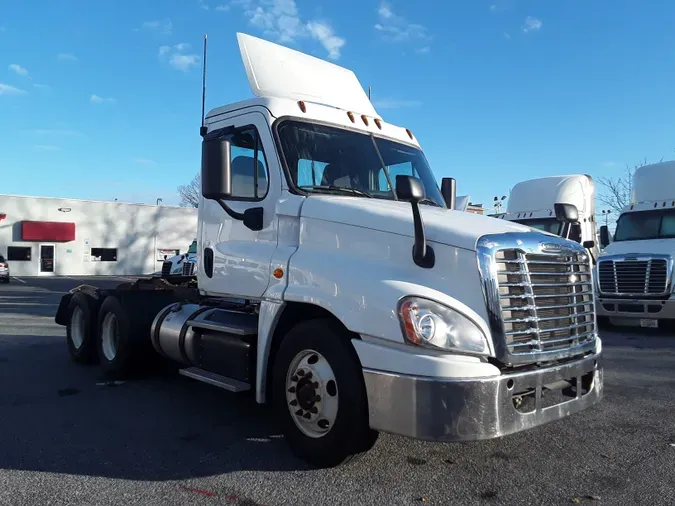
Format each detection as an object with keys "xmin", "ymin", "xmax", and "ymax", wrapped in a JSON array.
[
  {"xmin": 300, "ymin": 197, "xmax": 535, "ymax": 251},
  {"xmin": 601, "ymin": 238, "xmax": 675, "ymax": 257}
]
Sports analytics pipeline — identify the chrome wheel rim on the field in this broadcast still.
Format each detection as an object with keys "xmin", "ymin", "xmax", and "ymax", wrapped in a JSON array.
[
  {"xmin": 101, "ymin": 312, "xmax": 119, "ymax": 362},
  {"xmin": 70, "ymin": 306, "xmax": 85, "ymax": 349},
  {"xmin": 285, "ymin": 349, "xmax": 339, "ymax": 439}
]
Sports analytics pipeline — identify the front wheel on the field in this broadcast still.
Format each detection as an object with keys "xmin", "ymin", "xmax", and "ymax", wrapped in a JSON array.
[{"xmin": 272, "ymin": 318, "xmax": 378, "ymax": 468}]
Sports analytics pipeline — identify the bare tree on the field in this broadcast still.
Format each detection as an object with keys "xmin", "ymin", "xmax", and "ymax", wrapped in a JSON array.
[
  {"xmin": 597, "ymin": 158, "xmax": 658, "ymax": 214},
  {"xmin": 178, "ymin": 173, "xmax": 200, "ymax": 208}
]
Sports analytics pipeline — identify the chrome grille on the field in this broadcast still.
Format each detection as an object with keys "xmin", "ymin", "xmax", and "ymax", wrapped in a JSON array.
[
  {"xmin": 161, "ymin": 261, "xmax": 172, "ymax": 276},
  {"xmin": 478, "ymin": 233, "xmax": 597, "ymax": 365},
  {"xmin": 597, "ymin": 256, "xmax": 671, "ymax": 296},
  {"xmin": 182, "ymin": 261, "xmax": 196, "ymax": 276}
]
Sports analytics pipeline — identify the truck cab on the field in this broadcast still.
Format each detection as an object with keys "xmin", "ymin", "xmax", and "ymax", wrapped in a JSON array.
[
  {"xmin": 595, "ymin": 161, "xmax": 675, "ymax": 329},
  {"xmin": 55, "ymin": 32, "xmax": 603, "ymax": 468},
  {"xmin": 161, "ymin": 238, "xmax": 198, "ymax": 277},
  {"xmin": 494, "ymin": 175, "xmax": 599, "ymax": 263}
]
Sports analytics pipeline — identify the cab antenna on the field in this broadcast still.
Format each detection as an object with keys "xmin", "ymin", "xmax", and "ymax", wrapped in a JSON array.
[{"xmin": 200, "ymin": 34, "xmax": 208, "ymax": 137}]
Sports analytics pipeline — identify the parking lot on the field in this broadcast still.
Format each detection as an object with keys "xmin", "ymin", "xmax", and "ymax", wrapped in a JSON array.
[{"xmin": 1, "ymin": 277, "xmax": 674, "ymax": 506}]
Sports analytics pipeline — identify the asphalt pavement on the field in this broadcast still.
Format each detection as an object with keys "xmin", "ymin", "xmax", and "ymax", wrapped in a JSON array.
[{"xmin": 1, "ymin": 276, "xmax": 675, "ymax": 506}]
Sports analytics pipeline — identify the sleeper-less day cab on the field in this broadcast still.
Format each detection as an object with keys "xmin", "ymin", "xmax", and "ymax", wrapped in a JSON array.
[
  {"xmin": 595, "ymin": 161, "xmax": 675, "ymax": 329},
  {"xmin": 55, "ymin": 33, "xmax": 603, "ymax": 467}
]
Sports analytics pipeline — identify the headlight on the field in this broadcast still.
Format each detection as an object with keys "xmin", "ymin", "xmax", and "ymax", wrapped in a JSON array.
[{"xmin": 397, "ymin": 296, "xmax": 490, "ymax": 355}]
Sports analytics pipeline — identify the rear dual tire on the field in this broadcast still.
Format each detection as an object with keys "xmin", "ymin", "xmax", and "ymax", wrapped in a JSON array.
[{"xmin": 66, "ymin": 292, "xmax": 100, "ymax": 364}]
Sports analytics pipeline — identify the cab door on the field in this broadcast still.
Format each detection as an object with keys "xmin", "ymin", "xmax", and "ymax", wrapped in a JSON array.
[{"xmin": 198, "ymin": 110, "xmax": 281, "ymax": 299}]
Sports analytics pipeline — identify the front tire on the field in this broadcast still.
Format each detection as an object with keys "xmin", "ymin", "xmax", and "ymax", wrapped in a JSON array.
[{"xmin": 272, "ymin": 318, "xmax": 378, "ymax": 468}]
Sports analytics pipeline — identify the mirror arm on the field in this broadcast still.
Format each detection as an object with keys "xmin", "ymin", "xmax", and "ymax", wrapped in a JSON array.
[
  {"xmin": 410, "ymin": 202, "xmax": 435, "ymax": 268},
  {"xmin": 216, "ymin": 199, "xmax": 245, "ymax": 221}
]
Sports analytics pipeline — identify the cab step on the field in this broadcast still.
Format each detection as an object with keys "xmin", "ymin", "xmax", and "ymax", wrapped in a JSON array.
[{"xmin": 179, "ymin": 367, "xmax": 251, "ymax": 392}]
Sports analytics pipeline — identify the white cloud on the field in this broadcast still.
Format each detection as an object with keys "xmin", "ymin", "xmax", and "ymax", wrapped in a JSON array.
[
  {"xmin": 198, "ymin": 0, "xmax": 210, "ymax": 9},
  {"xmin": 372, "ymin": 98, "xmax": 423, "ymax": 109},
  {"xmin": 0, "ymin": 83, "xmax": 26, "ymax": 95},
  {"xmin": 170, "ymin": 54, "xmax": 200, "ymax": 71},
  {"xmin": 306, "ymin": 21, "xmax": 345, "ymax": 60},
  {"xmin": 90, "ymin": 94, "xmax": 115, "ymax": 104},
  {"xmin": 504, "ymin": 32, "xmax": 512, "ymax": 40},
  {"xmin": 159, "ymin": 43, "xmax": 200, "ymax": 72},
  {"xmin": 142, "ymin": 19, "xmax": 173, "ymax": 35},
  {"xmin": 523, "ymin": 16, "xmax": 542, "ymax": 33},
  {"xmin": 134, "ymin": 158, "xmax": 157, "ymax": 165},
  {"xmin": 415, "ymin": 46, "xmax": 430, "ymax": 54},
  {"xmin": 232, "ymin": 0, "xmax": 346, "ymax": 59},
  {"xmin": 215, "ymin": 4, "xmax": 230, "ymax": 11},
  {"xmin": 490, "ymin": 4, "xmax": 497, "ymax": 12},
  {"xmin": 34, "ymin": 144, "xmax": 60, "ymax": 151},
  {"xmin": 9, "ymin": 64, "xmax": 29, "ymax": 77},
  {"xmin": 374, "ymin": 2, "xmax": 431, "ymax": 51},
  {"xmin": 57, "ymin": 53, "xmax": 78, "ymax": 61}
]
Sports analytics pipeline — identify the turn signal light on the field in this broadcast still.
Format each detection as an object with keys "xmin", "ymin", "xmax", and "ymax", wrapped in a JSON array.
[{"xmin": 298, "ymin": 101, "xmax": 306, "ymax": 113}]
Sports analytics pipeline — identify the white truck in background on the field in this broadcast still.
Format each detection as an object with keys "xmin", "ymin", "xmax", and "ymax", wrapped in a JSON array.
[
  {"xmin": 595, "ymin": 161, "xmax": 675, "ymax": 330},
  {"xmin": 54, "ymin": 32, "xmax": 603, "ymax": 468},
  {"xmin": 494, "ymin": 174, "xmax": 599, "ymax": 263},
  {"xmin": 161, "ymin": 238, "xmax": 198, "ymax": 277}
]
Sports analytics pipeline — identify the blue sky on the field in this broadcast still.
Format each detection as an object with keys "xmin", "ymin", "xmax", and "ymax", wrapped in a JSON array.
[{"xmin": 2, "ymin": 0, "xmax": 675, "ymax": 211}]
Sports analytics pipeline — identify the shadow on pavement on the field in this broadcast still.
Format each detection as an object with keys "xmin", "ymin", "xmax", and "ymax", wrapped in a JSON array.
[{"xmin": 0, "ymin": 338, "xmax": 311, "ymax": 480}]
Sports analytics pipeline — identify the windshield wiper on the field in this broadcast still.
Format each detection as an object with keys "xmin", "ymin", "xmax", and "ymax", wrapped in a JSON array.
[
  {"xmin": 418, "ymin": 197, "xmax": 442, "ymax": 207},
  {"xmin": 302, "ymin": 185, "xmax": 373, "ymax": 198}
]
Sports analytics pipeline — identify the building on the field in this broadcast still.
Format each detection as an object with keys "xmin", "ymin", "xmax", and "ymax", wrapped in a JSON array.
[
  {"xmin": 0, "ymin": 194, "xmax": 198, "ymax": 277},
  {"xmin": 466, "ymin": 203, "xmax": 484, "ymax": 215}
]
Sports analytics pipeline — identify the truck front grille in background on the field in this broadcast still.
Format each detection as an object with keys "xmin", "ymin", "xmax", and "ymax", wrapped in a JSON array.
[
  {"xmin": 494, "ymin": 250, "xmax": 595, "ymax": 356},
  {"xmin": 598, "ymin": 257, "xmax": 670, "ymax": 296},
  {"xmin": 161, "ymin": 261, "xmax": 172, "ymax": 276},
  {"xmin": 182, "ymin": 262, "xmax": 196, "ymax": 276}
]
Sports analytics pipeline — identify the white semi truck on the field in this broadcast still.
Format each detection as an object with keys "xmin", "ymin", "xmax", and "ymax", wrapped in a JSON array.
[
  {"xmin": 494, "ymin": 174, "xmax": 599, "ymax": 263},
  {"xmin": 595, "ymin": 161, "xmax": 675, "ymax": 329},
  {"xmin": 161, "ymin": 238, "xmax": 198, "ymax": 277},
  {"xmin": 54, "ymin": 32, "xmax": 603, "ymax": 467}
]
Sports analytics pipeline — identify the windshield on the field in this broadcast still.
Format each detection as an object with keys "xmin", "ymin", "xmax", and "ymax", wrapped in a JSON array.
[
  {"xmin": 614, "ymin": 209, "xmax": 675, "ymax": 241},
  {"xmin": 513, "ymin": 218, "xmax": 563, "ymax": 236},
  {"xmin": 277, "ymin": 120, "xmax": 446, "ymax": 207},
  {"xmin": 187, "ymin": 241, "xmax": 197, "ymax": 254}
]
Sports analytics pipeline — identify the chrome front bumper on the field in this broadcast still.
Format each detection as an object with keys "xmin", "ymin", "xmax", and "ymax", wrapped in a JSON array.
[
  {"xmin": 363, "ymin": 352, "xmax": 602, "ymax": 442},
  {"xmin": 596, "ymin": 295, "xmax": 675, "ymax": 323}
]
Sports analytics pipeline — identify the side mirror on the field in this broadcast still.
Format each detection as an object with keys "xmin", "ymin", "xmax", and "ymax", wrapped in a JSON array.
[
  {"xmin": 201, "ymin": 137, "xmax": 232, "ymax": 200},
  {"xmin": 599, "ymin": 225, "xmax": 610, "ymax": 247},
  {"xmin": 396, "ymin": 175, "xmax": 425, "ymax": 203},
  {"xmin": 583, "ymin": 240, "xmax": 595, "ymax": 249},
  {"xmin": 441, "ymin": 177, "xmax": 456, "ymax": 210},
  {"xmin": 554, "ymin": 203, "xmax": 579, "ymax": 223},
  {"xmin": 395, "ymin": 175, "xmax": 434, "ymax": 269}
]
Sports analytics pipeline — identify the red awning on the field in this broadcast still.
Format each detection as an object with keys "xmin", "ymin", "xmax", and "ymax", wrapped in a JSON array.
[{"xmin": 21, "ymin": 221, "xmax": 76, "ymax": 242}]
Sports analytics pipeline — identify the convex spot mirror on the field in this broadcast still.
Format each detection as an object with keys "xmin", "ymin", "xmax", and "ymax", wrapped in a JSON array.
[{"xmin": 554, "ymin": 203, "xmax": 579, "ymax": 223}]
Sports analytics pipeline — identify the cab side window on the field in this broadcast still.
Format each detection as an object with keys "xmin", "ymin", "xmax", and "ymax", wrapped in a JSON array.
[
  {"xmin": 223, "ymin": 127, "xmax": 269, "ymax": 200},
  {"xmin": 569, "ymin": 223, "xmax": 582, "ymax": 243}
]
